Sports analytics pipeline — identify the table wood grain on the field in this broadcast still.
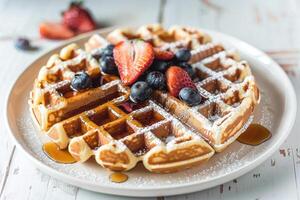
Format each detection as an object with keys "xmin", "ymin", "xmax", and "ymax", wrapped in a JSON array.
[{"xmin": 0, "ymin": 0, "xmax": 299, "ymax": 199}]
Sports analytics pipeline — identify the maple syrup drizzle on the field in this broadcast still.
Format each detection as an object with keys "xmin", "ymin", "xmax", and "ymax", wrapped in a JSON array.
[
  {"xmin": 109, "ymin": 172, "xmax": 128, "ymax": 183},
  {"xmin": 237, "ymin": 124, "xmax": 271, "ymax": 146},
  {"xmin": 42, "ymin": 142, "xmax": 76, "ymax": 164}
]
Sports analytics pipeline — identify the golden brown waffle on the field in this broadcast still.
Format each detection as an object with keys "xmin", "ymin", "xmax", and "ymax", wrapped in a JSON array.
[
  {"xmin": 29, "ymin": 24, "xmax": 260, "ymax": 173},
  {"xmin": 107, "ymin": 24, "xmax": 212, "ymax": 49},
  {"xmin": 29, "ymin": 44, "xmax": 122, "ymax": 131},
  {"xmin": 48, "ymin": 100, "xmax": 214, "ymax": 173},
  {"xmin": 154, "ymin": 52, "xmax": 259, "ymax": 151}
]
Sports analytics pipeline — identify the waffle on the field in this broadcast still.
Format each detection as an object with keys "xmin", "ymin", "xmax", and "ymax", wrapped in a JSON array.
[
  {"xmin": 107, "ymin": 24, "xmax": 212, "ymax": 49},
  {"xmin": 29, "ymin": 43, "xmax": 121, "ymax": 131},
  {"xmin": 49, "ymin": 100, "xmax": 214, "ymax": 173},
  {"xmin": 29, "ymin": 24, "xmax": 260, "ymax": 173}
]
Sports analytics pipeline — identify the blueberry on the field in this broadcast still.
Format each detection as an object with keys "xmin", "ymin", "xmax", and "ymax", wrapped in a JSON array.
[
  {"xmin": 179, "ymin": 87, "xmax": 202, "ymax": 106},
  {"xmin": 175, "ymin": 48, "xmax": 191, "ymax": 62},
  {"xmin": 71, "ymin": 72, "xmax": 92, "ymax": 91},
  {"xmin": 151, "ymin": 60, "xmax": 170, "ymax": 72},
  {"xmin": 178, "ymin": 62, "xmax": 196, "ymax": 79},
  {"xmin": 146, "ymin": 71, "xmax": 166, "ymax": 90},
  {"xmin": 102, "ymin": 44, "xmax": 114, "ymax": 57},
  {"xmin": 130, "ymin": 81, "xmax": 153, "ymax": 103},
  {"xmin": 99, "ymin": 56, "xmax": 118, "ymax": 75},
  {"xmin": 14, "ymin": 37, "xmax": 31, "ymax": 50}
]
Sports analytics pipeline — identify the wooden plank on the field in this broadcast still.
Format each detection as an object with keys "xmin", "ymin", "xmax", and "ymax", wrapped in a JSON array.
[
  {"xmin": 163, "ymin": 0, "xmax": 300, "ymax": 50},
  {"xmin": 85, "ymin": 0, "xmax": 162, "ymax": 26},
  {"xmin": 0, "ymin": 150, "xmax": 51, "ymax": 200},
  {"xmin": 0, "ymin": 0, "xmax": 161, "ymax": 199},
  {"xmin": 163, "ymin": 0, "xmax": 300, "ymax": 199},
  {"xmin": 166, "ymin": 150, "xmax": 299, "ymax": 200},
  {"xmin": 76, "ymin": 189, "xmax": 156, "ymax": 200}
]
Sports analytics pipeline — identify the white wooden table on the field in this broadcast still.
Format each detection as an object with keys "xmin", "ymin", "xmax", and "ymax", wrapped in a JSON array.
[{"xmin": 1, "ymin": 0, "xmax": 300, "ymax": 199}]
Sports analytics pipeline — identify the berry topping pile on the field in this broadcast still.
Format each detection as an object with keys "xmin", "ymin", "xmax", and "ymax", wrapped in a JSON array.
[
  {"xmin": 39, "ymin": 1, "xmax": 96, "ymax": 40},
  {"xmin": 71, "ymin": 71, "xmax": 91, "ymax": 91},
  {"xmin": 94, "ymin": 39, "xmax": 202, "ymax": 106}
]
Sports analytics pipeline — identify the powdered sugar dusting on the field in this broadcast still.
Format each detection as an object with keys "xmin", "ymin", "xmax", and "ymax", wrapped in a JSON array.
[{"xmin": 14, "ymin": 74, "xmax": 277, "ymax": 189}]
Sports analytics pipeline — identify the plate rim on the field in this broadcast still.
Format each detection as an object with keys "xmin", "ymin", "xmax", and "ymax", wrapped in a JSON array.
[{"xmin": 4, "ymin": 27, "xmax": 297, "ymax": 197}]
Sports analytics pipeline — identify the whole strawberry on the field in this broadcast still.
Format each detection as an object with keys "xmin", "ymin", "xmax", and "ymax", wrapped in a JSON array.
[
  {"xmin": 62, "ymin": 0, "xmax": 96, "ymax": 33},
  {"xmin": 166, "ymin": 66, "xmax": 196, "ymax": 97}
]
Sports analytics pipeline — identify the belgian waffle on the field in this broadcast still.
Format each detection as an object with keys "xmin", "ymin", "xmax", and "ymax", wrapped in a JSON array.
[
  {"xmin": 29, "ymin": 43, "xmax": 121, "ymax": 131},
  {"xmin": 49, "ymin": 100, "xmax": 214, "ymax": 173},
  {"xmin": 29, "ymin": 24, "xmax": 260, "ymax": 173}
]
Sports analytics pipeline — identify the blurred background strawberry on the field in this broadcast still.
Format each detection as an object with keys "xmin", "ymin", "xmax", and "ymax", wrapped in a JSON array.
[{"xmin": 39, "ymin": 0, "xmax": 96, "ymax": 40}]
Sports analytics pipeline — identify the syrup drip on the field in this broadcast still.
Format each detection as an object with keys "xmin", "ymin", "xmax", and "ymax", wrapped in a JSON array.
[
  {"xmin": 109, "ymin": 172, "xmax": 128, "ymax": 183},
  {"xmin": 237, "ymin": 124, "xmax": 271, "ymax": 146},
  {"xmin": 43, "ymin": 142, "xmax": 76, "ymax": 164}
]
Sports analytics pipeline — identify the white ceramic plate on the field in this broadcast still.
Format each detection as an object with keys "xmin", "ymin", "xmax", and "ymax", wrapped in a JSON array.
[{"xmin": 5, "ymin": 27, "xmax": 297, "ymax": 197}]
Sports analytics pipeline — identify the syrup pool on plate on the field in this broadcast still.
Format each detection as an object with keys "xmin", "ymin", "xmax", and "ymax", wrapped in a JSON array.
[
  {"xmin": 42, "ymin": 142, "xmax": 77, "ymax": 164},
  {"xmin": 109, "ymin": 172, "xmax": 128, "ymax": 183},
  {"xmin": 237, "ymin": 124, "xmax": 271, "ymax": 146}
]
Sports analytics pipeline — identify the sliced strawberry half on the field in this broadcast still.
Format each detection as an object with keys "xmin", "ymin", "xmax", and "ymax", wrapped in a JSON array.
[
  {"xmin": 39, "ymin": 22, "xmax": 75, "ymax": 40},
  {"xmin": 154, "ymin": 48, "xmax": 174, "ymax": 60},
  {"xmin": 166, "ymin": 66, "xmax": 196, "ymax": 97},
  {"xmin": 113, "ymin": 40, "xmax": 154, "ymax": 85}
]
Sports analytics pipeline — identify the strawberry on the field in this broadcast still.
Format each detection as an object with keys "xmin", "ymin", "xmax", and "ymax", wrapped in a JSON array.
[
  {"xmin": 62, "ymin": 1, "xmax": 96, "ymax": 33},
  {"xmin": 113, "ymin": 40, "xmax": 154, "ymax": 85},
  {"xmin": 154, "ymin": 48, "xmax": 174, "ymax": 60},
  {"xmin": 166, "ymin": 66, "xmax": 196, "ymax": 97},
  {"xmin": 119, "ymin": 102, "xmax": 134, "ymax": 113},
  {"xmin": 39, "ymin": 22, "xmax": 75, "ymax": 40}
]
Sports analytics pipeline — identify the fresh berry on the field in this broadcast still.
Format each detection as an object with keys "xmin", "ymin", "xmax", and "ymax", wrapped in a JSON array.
[
  {"xmin": 39, "ymin": 22, "xmax": 75, "ymax": 40},
  {"xmin": 154, "ymin": 48, "xmax": 174, "ymax": 60},
  {"xmin": 179, "ymin": 87, "xmax": 202, "ymax": 106},
  {"xmin": 102, "ymin": 44, "xmax": 114, "ymax": 57},
  {"xmin": 14, "ymin": 38, "xmax": 31, "ymax": 50},
  {"xmin": 130, "ymin": 81, "xmax": 153, "ymax": 103},
  {"xmin": 150, "ymin": 60, "xmax": 170, "ymax": 72},
  {"xmin": 175, "ymin": 48, "xmax": 191, "ymax": 62},
  {"xmin": 146, "ymin": 71, "xmax": 166, "ymax": 90},
  {"xmin": 99, "ymin": 56, "xmax": 118, "ymax": 75},
  {"xmin": 166, "ymin": 66, "xmax": 196, "ymax": 97},
  {"xmin": 119, "ymin": 102, "xmax": 134, "ymax": 113},
  {"xmin": 62, "ymin": 1, "xmax": 96, "ymax": 33},
  {"xmin": 71, "ymin": 71, "xmax": 91, "ymax": 91},
  {"xmin": 113, "ymin": 40, "xmax": 154, "ymax": 85},
  {"xmin": 178, "ymin": 62, "xmax": 196, "ymax": 79}
]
